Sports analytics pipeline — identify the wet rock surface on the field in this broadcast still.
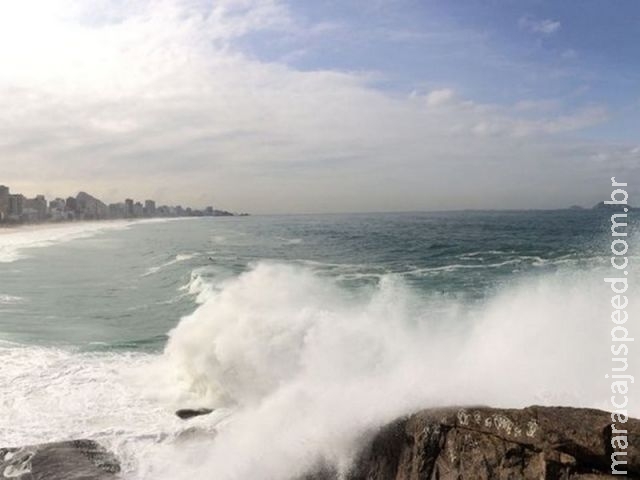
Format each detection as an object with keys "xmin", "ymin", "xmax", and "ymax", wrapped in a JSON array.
[
  {"xmin": 305, "ymin": 406, "xmax": 640, "ymax": 479},
  {"xmin": 4, "ymin": 406, "xmax": 637, "ymax": 479},
  {"xmin": 175, "ymin": 408, "xmax": 214, "ymax": 420},
  {"xmin": 0, "ymin": 439, "xmax": 119, "ymax": 480}
]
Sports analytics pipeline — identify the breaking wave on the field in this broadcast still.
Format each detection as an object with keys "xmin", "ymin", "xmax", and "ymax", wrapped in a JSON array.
[
  {"xmin": 143, "ymin": 253, "xmax": 199, "ymax": 276},
  {"xmin": 137, "ymin": 259, "xmax": 639, "ymax": 479},
  {"xmin": 3, "ymin": 257, "xmax": 637, "ymax": 479}
]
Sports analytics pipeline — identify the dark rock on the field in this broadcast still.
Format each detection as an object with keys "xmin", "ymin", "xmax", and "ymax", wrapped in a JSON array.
[
  {"xmin": 305, "ymin": 406, "xmax": 640, "ymax": 480},
  {"xmin": 175, "ymin": 408, "xmax": 214, "ymax": 420},
  {"xmin": 0, "ymin": 439, "xmax": 119, "ymax": 480}
]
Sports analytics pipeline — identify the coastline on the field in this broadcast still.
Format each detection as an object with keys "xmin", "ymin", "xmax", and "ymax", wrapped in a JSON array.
[
  {"xmin": 0, "ymin": 217, "xmax": 196, "ymax": 236},
  {"xmin": 0, "ymin": 219, "xmax": 132, "ymax": 236},
  {"xmin": 2, "ymin": 405, "xmax": 635, "ymax": 479}
]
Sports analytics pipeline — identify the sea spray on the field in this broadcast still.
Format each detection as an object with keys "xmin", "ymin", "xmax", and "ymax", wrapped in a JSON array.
[{"xmin": 143, "ymin": 260, "xmax": 640, "ymax": 480}]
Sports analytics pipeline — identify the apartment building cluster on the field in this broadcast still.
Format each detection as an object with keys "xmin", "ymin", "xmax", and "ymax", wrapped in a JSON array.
[{"xmin": 0, "ymin": 185, "xmax": 234, "ymax": 225}]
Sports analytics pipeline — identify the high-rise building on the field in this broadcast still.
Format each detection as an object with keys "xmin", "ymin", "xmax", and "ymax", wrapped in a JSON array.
[
  {"xmin": 125, "ymin": 199, "xmax": 134, "ymax": 218},
  {"xmin": 0, "ymin": 185, "xmax": 9, "ymax": 220},
  {"xmin": 133, "ymin": 202, "xmax": 144, "ymax": 218},
  {"xmin": 49, "ymin": 198, "xmax": 67, "ymax": 221},
  {"xmin": 144, "ymin": 200, "xmax": 156, "ymax": 217},
  {"xmin": 24, "ymin": 195, "xmax": 48, "ymax": 221},
  {"xmin": 8, "ymin": 194, "xmax": 25, "ymax": 218},
  {"xmin": 75, "ymin": 192, "xmax": 108, "ymax": 220},
  {"xmin": 66, "ymin": 197, "xmax": 77, "ymax": 213},
  {"xmin": 49, "ymin": 198, "xmax": 66, "ymax": 210},
  {"xmin": 109, "ymin": 203, "xmax": 125, "ymax": 219}
]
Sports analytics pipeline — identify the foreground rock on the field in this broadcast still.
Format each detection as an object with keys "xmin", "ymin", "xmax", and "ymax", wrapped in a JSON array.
[
  {"xmin": 307, "ymin": 406, "xmax": 640, "ymax": 479},
  {"xmin": 175, "ymin": 408, "xmax": 214, "ymax": 420},
  {"xmin": 0, "ymin": 440, "xmax": 119, "ymax": 480},
  {"xmin": 4, "ymin": 406, "xmax": 638, "ymax": 479}
]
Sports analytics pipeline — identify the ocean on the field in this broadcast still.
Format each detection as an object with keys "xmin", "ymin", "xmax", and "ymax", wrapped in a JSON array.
[{"xmin": 0, "ymin": 211, "xmax": 637, "ymax": 479}]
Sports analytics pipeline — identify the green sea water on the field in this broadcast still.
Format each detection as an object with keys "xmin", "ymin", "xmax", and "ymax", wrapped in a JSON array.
[
  {"xmin": 0, "ymin": 211, "xmax": 613, "ymax": 348},
  {"xmin": 0, "ymin": 210, "xmax": 636, "ymax": 479}
]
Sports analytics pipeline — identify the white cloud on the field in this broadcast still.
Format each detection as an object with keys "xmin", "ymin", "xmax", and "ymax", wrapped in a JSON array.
[
  {"xmin": 0, "ymin": 0, "xmax": 626, "ymax": 212},
  {"xmin": 518, "ymin": 16, "xmax": 561, "ymax": 35},
  {"xmin": 424, "ymin": 88, "xmax": 456, "ymax": 107}
]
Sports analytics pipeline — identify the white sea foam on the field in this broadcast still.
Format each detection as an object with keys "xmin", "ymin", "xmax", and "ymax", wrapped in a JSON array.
[
  {"xmin": 460, "ymin": 250, "xmax": 511, "ymax": 257},
  {"xmin": 0, "ymin": 219, "xmax": 183, "ymax": 263},
  {"xmin": 180, "ymin": 268, "xmax": 217, "ymax": 303},
  {"xmin": 142, "ymin": 260, "xmax": 639, "ymax": 480},
  {"xmin": 0, "ymin": 222, "xmax": 130, "ymax": 263},
  {"xmin": 0, "ymin": 294, "xmax": 24, "ymax": 304},
  {"xmin": 401, "ymin": 259, "xmax": 522, "ymax": 275},
  {"xmin": 144, "ymin": 253, "xmax": 199, "ymax": 276},
  {"xmin": 278, "ymin": 237, "xmax": 303, "ymax": 245},
  {"xmin": 0, "ymin": 341, "xmax": 226, "ymax": 475},
  {"xmin": 0, "ymin": 344, "xmax": 162, "ymax": 444}
]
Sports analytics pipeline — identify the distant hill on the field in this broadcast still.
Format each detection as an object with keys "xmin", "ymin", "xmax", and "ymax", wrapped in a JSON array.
[{"xmin": 592, "ymin": 201, "xmax": 633, "ymax": 211}]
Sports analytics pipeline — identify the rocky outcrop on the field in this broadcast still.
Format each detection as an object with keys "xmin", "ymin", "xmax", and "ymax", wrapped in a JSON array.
[
  {"xmin": 0, "ymin": 440, "xmax": 119, "ymax": 480},
  {"xmin": 175, "ymin": 407, "xmax": 214, "ymax": 420},
  {"xmin": 3, "ymin": 406, "xmax": 637, "ymax": 479},
  {"xmin": 307, "ymin": 406, "xmax": 640, "ymax": 479}
]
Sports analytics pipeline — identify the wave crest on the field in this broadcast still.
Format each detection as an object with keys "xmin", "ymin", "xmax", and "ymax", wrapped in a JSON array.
[{"xmin": 148, "ymin": 260, "xmax": 637, "ymax": 479}]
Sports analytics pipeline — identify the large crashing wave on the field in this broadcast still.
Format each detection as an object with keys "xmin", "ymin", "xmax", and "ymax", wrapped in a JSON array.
[{"xmin": 148, "ymin": 260, "xmax": 638, "ymax": 479}]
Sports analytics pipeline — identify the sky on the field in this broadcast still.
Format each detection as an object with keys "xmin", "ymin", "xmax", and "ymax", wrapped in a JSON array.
[{"xmin": 0, "ymin": 0, "xmax": 638, "ymax": 213}]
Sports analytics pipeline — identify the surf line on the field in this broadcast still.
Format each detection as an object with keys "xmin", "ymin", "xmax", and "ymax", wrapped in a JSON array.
[{"xmin": 603, "ymin": 177, "xmax": 633, "ymax": 476}]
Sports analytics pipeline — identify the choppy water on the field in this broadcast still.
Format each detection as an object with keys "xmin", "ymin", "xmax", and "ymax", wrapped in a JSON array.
[{"xmin": 0, "ymin": 211, "xmax": 637, "ymax": 479}]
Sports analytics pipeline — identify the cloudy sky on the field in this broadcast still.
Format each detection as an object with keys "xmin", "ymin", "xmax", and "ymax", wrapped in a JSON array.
[{"xmin": 1, "ymin": 0, "xmax": 638, "ymax": 213}]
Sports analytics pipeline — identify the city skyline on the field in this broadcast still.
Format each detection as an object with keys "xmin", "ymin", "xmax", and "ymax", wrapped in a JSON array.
[
  {"xmin": 0, "ymin": 1, "xmax": 638, "ymax": 213},
  {"xmin": 0, "ymin": 184, "xmax": 235, "ymax": 224}
]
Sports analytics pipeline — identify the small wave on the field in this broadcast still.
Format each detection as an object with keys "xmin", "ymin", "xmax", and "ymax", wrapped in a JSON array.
[
  {"xmin": 0, "ymin": 294, "xmax": 24, "ymax": 305},
  {"xmin": 143, "ymin": 253, "xmax": 199, "ymax": 276},
  {"xmin": 277, "ymin": 237, "xmax": 303, "ymax": 245},
  {"xmin": 179, "ymin": 266, "xmax": 234, "ymax": 304},
  {"xmin": 402, "ymin": 259, "xmax": 523, "ymax": 276},
  {"xmin": 294, "ymin": 259, "xmax": 387, "ymax": 273},
  {"xmin": 460, "ymin": 250, "xmax": 511, "ymax": 258}
]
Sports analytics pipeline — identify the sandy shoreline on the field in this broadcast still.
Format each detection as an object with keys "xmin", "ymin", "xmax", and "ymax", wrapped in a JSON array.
[
  {"xmin": 0, "ymin": 220, "xmax": 130, "ymax": 236},
  {"xmin": 0, "ymin": 217, "xmax": 194, "ymax": 236}
]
